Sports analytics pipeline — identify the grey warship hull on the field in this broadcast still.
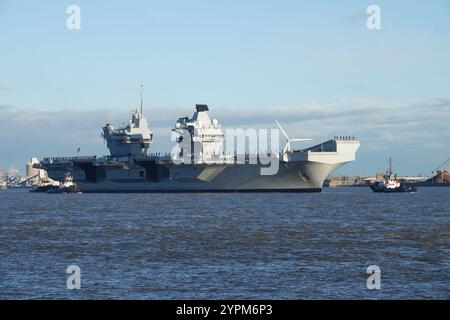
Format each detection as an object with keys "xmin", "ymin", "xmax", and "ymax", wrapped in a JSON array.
[
  {"xmin": 72, "ymin": 161, "xmax": 343, "ymax": 193},
  {"xmin": 38, "ymin": 142, "xmax": 357, "ymax": 194}
]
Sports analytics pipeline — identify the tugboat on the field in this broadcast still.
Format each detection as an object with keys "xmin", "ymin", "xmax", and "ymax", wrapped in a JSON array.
[
  {"xmin": 47, "ymin": 174, "xmax": 81, "ymax": 194},
  {"xmin": 370, "ymin": 158, "xmax": 417, "ymax": 193},
  {"xmin": 29, "ymin": 177, "xmax": 60, "ymax": 193}
]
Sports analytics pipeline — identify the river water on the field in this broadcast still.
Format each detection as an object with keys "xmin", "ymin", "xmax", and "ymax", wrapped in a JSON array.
[{"xmin": 0, "ymin": 187, "xmax": 448, "ymax": 299}]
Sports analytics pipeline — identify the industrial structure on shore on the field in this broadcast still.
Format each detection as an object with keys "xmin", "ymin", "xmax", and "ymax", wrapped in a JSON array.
[
  {"xmin": 325, "ymin": 158, "xmax": 450, "ymax": 187},
  {"xmin": 0, "ymin": 158, "xmax": 51, "ymax": 189}
]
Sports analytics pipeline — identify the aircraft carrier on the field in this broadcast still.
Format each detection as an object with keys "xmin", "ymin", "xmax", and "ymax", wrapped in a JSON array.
[{"xmin": 35, "ymin": 97, "xmax": 360, "ymax": 193}]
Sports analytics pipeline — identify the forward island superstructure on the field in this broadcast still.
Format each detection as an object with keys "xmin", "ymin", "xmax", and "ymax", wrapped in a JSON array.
[{"xmin": 35, "ymin": 99, "xmax": 360, "ymax": 193}]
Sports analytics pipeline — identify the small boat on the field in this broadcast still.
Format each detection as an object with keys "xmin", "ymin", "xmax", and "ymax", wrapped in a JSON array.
[
  {"xmin": 46, "ymin": 175, "xmax": 81, "ymax": 194},
  {"xmin": 29, "ymin": 177, "xmax": 60, "ymax": 193},
  {"xmin": 370, "ymin": 158, "xmax": 417, "ymax": 193},
  {"xmin": 370, "ymin": 182, "xmax": 417, "ymax": 193}
]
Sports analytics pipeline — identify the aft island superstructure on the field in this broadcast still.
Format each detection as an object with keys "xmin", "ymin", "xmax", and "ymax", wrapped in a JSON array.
[{"xmin": 35, "ymin": 101, "xmax": 360, "ymax": 193}]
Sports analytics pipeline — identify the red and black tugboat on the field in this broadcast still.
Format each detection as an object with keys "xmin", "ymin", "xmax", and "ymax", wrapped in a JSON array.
[{"xmin": 370, "ymin": 158, "xmax": 417, "ymax": 193}]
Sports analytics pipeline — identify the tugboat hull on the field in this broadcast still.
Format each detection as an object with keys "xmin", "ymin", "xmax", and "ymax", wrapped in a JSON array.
[{"xmin": 370, "ymin": 184, "xmax": 417, "ymax": 193}]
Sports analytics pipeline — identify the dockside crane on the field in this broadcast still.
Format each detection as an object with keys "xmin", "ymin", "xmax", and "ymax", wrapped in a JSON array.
[{"xmin": 432, "ymin": 158, "xmax": 450, "ymax": 175}]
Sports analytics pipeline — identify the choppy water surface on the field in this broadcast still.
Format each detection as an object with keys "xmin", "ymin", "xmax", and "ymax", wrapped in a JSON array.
[{"xmin": 0, "ymin": 187, "xmax": 449, "ymax": 299}]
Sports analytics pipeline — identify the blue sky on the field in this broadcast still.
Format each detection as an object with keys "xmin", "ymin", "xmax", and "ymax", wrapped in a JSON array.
[{"xmin": 0, "ymin": 0, "xmax": 449, "ymax": 176}]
